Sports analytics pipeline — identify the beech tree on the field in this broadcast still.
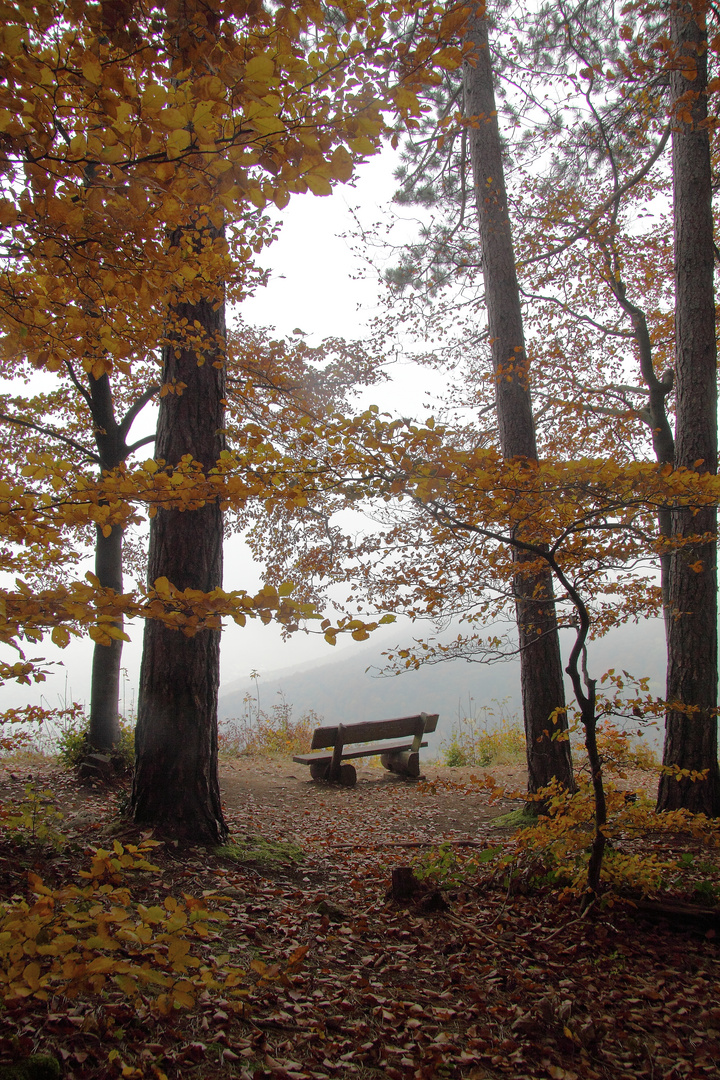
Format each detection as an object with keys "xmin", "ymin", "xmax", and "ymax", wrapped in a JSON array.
[
  {"xmin": 0, "ymin": 371, "xmax": 159, "ymax": 750},
  {"xmin": 0, "ymin": 0, "xmax": 468, "ymax": 840}
]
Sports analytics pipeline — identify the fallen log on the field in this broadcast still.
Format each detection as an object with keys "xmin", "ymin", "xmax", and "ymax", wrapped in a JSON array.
[{"xmin": 626, "ymin": 899, "xmax": 720, "ymax": 936}]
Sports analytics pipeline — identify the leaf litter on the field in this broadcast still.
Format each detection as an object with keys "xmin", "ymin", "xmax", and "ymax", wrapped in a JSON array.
[{"xmin": 0, "ymin": 758, "xmax": 718, "ymax": 1080}]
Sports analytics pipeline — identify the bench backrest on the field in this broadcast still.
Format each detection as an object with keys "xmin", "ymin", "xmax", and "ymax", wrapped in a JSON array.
[{"xmin": 310, "ymin": 713, "xmax": 439, "ymax": 751}]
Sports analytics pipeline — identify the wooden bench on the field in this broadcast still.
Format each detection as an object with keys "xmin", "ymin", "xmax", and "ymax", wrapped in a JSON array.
[{"xmin": 293, "ymin": 712, "xmax": 439, "ymax": 787}]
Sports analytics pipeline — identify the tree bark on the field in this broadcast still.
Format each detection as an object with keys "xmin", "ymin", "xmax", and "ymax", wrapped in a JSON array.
[
  {"xmin": 87, "ymin": 372, "xmax": 127, "ymax": 751},
  {"xmin": 89, "ymin": 522, "xmax": 123, "ymax": 750},
  {"xmin": 131, "ymin": 228, "xmax": 228, "ymax": 843},
  {"xmin": 658, "ymin": 3, "xmax": 720, "ymax": 816},
  {"xmin": 464, "ymin": 10, "xmax": 574, "ymax": 797}
]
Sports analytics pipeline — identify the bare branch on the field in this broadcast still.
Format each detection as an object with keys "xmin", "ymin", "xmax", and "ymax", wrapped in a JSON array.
[{"xmin": 519, "ymin": 121, "xmax": 671, "ymax": 267}]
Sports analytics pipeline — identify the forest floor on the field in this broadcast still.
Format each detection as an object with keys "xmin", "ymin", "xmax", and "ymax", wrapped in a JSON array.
[{"xmin": 0, "ymin": 755, "xmax": 718, "ymax": 1080}]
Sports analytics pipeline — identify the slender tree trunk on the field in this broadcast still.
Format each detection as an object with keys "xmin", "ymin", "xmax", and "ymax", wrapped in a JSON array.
[
  {"xmin": 87, "ymin": 373, "xmax": 126, "ymax": 750},
  {"xmin": 131, "ymin": 224, "xmax": 228, "ymax": 843},
  {"xmin": 88, "ymin": 523, "xmax": 123, "ymax": 749},
  {"xmin": 658, "ymin": 3, "xmax": 720, "ymax": 816},
  {"xmin": 464, "ymin": 10, "xmax": 574, "ymax": 797}
]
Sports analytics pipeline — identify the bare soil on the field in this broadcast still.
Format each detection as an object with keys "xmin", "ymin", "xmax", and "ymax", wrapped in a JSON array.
[{"xmin": 218, "ymin": 759, "xmax": 530, "ymax": 844}]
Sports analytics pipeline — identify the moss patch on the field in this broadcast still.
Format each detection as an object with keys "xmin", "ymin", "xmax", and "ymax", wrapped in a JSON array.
[
  {"xmin": 215, "ymin": 836, "xmax": 304, "ymax": 868},
  {"xmin": 0, "ymin": 1055, "xmax": 61, "ymax": 1080},
  {"xmin": 491, "ymin": 808, "xmax": 538, "ymax": 829}
]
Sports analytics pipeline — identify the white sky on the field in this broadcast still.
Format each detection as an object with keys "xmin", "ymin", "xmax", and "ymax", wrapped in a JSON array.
[{"xmin": 2, "ymin": 146, "xmax": 450, "ymax": 714}]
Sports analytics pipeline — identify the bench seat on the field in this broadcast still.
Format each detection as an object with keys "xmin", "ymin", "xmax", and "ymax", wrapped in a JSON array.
[
  {"xmin": 293, "ymin": 713, "xmax": 438, "ymax": 786},
  {"xmin": 293, "ymin": 737, "xmax": 428, "ymax": 765}
]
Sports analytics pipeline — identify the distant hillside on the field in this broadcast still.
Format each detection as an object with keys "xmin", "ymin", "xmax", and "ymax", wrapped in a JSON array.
[{"xmin": 218, "ymin": 620, "xmax": 667, "ymax": 755}]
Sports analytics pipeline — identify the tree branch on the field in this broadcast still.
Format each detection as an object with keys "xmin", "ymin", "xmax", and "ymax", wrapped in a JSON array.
[
  {"xmin": 0, "ymin": 411, "xmax": 100, "ymax": 464},
  {"xmin": 125, "ymin": 432, "xmax": 157, "ymax": 455},
  {"xmin": 118, "ymin": 383, "xmax": 160, "ymax": 441},
  {"xmin": 519, "ymin": 121, "xmax": 672, "ymax": 267}
]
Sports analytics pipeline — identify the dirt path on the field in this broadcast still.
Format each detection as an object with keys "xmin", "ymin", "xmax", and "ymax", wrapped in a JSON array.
[
  {"xmin": 1, "ymin": 754, "xmax": 651, "ymax": 856},
  {"xmin": 219, "ymin": 758, "xmax": 528, "ymax": 847}
]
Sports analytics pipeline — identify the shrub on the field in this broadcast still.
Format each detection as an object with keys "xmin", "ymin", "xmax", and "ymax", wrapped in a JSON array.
[
  {"xmin": 0, "ymin": 703, "xmax": 85, "ymax": 763},
  {"xmin": 596, "ymin": 720, "xmax": 659, "ymax": 772},
  {"xmin": 219, "ymin": 695, "xmax": 320, "ymax": 759},
  {"xmin": 440, "ymin": 698, "xmax": 525, "ymax": 767},
  {"xmin": 500, "ymin": 779, "xmax": 720, "ymax": 899},
  {"xmin": 0, "ymin": 782, "xmax": 66, "ymax": 849},
  {"xmin": 56, "ymin": 715, "xmax": 135, "ymax": 777}
]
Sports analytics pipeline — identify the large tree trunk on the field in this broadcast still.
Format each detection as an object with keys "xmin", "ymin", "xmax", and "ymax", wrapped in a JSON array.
[
  {"xmin": 464, "ymin": 10, "xmax": 574, "ymax": 797},
  {"xmin": 131, "ymin": 227, "xmax": 228, "ymax": 843},
  {"xmin": 658, "ymin": 3, "xmax": 720, "ymax": 816}
]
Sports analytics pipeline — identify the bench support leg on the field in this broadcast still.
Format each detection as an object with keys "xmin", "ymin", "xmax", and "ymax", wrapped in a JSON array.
[
  {"xmin": 381, "ymin": 750, "xmax": 420, "ymax": 779},
  {"xmin": 339, "ymin": 763, "xmax": 356, "ymax": 787},
  {"xmin": 309, "ymin": 757, "xmax": 355, "ymax": 786},
  {"xmin": 327, "ymin": 723, "xmax": 345, "ymax": 782}
]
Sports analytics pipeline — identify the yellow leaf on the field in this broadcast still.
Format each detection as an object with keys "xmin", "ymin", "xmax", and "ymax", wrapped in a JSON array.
[
  {"xmin": 305, "ymin": 172, "xmax": 332, "ymax": 196},
  {"xmin": 82, "ymin": 60, "xmax": 103, "ymax": 85},
  {"xmin": 171, "ymin": 989, "xmax": 195, "ymax": 1008},
  {"xmin": 251, "ymin": 115, "xmax": 283, "ymax": 137},
  {"xmin": 23, "ymin": 962, "xmax": 41, "ymax": 987},
  {"xmin": 128, "ymin": 184, "xmax": 148, "ymax": 212},
  {"xmin": 159, "ymin": 108, "xmax": 188, "ymax": 130},
  {"xmin": 141, "ymin": 84, "xmax": 167, "ymax": 110},
  {"xmin": 224, "ymin": 969, "xmax": 245, "ymax": 987},
  {"xmin": 51, "ymin": 626, "xmax": 70, "ymax": 648},
  {"xmin": 154, "ymin": 994, "xmax": 173, "ymax": 1017},
  {"xmin": 0, "ymin": 25, "xmax": 27, "ymax": 57},
  {"xmin": 348, "ymin": 135, "xmax": 376, "ymax": 155},
  {"xmin": 329, "ymin": 146, "xmax": 353, "ymax": 182},
  {"xmin": 394, "ymin": 87, "xmax": 420, "ymax": 113},
  {"xmin": 247, "ymin": 187, "xmax": 266, "ymax": 209},
  {"xmin": 167, "ymin": 129, "xmax": 192, "ymax": 158},
  {"xmin": 286, "ymin": 944, "xmax": 309, "ymax": 970},
  {"xmin": 168, "ymin": 938, "xmax": 191, "ymax": 963},
  {"xmin": 433, "ymin": 47, "xmax": 463, "ymax": 70},
  {"xmin": 86, "ymin": 956, "xmax": 116, "ymax": 974},
  {"xmin": 84, "ymin": 935, "xmax": 120, "ymax": 951},
  {"xmin": 27, "ymin": 872, "xmax": 50, "ymax": 895},
  {"xmin": 114, "ymin": 974, "xmax": 138, "ymax": 995},
  {"xmin": 245, "ymin": 53, "xmax": 275, "ymax": 80}
]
